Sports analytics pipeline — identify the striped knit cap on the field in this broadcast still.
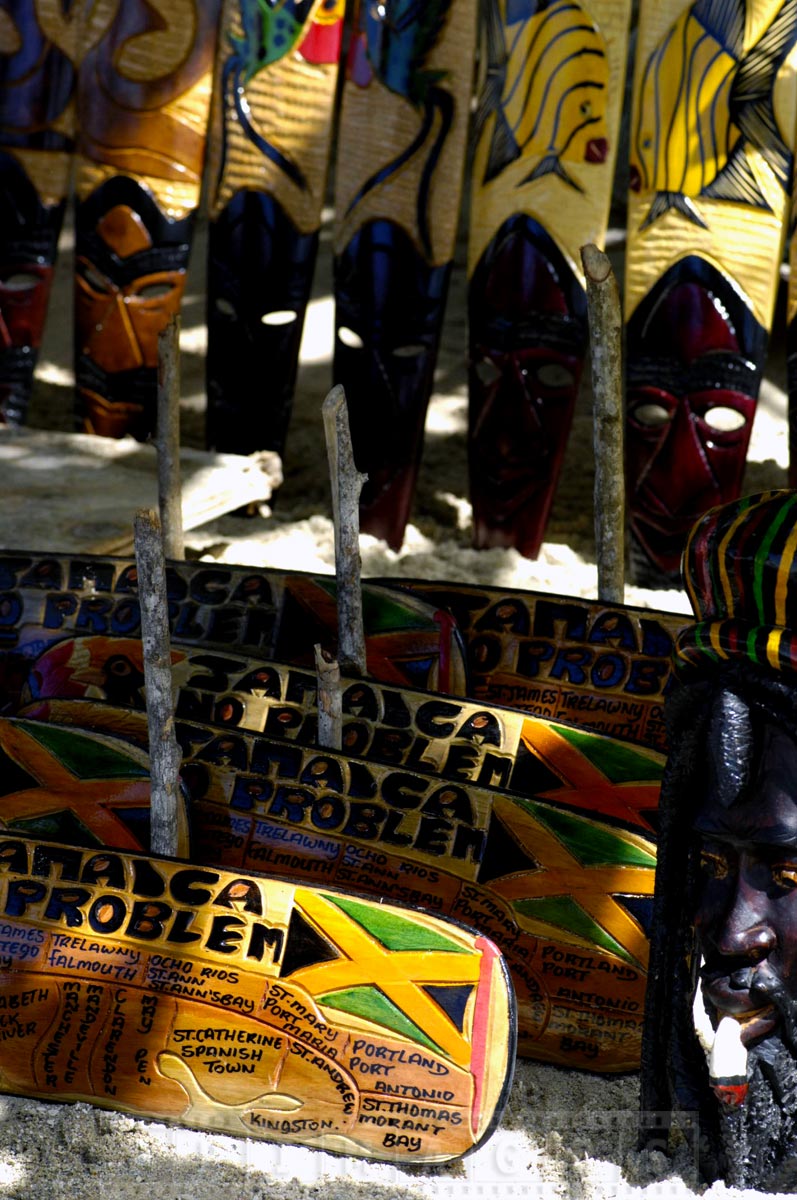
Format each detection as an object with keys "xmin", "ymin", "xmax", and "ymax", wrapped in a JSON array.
[{"xmin": 676, "ymin": 491, "xmax": 797, "ymax": 679}]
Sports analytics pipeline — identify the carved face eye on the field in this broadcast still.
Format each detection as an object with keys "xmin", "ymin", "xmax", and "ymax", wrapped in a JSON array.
[
  {"xmin": 261, "ymin": 310, "xmax": 297, "ymax": 327},
  {"xmin": 703, "ymin": 406, "xmax": 746, "ymax": 433},
  {"xmin": 474, "ymin": 358, "xmax": 501, "ymax": 386},
  {"xmin": 633, "ymin": 402, "xmax": 672, "ymax": 428},
  {"xmin": 82, "ymin": 266, "xmax": 112, "ymax": 294},
  {"xmin": 135, "ymin": 281, "xmax": 174, "ymax": 301},
  {"xmin": 536, "ymin": 363, "xmax": 575, "ymax": 389},
  {"xmin": 700, "ymin": 848, "xmax": 730, "ymax": 880},
  {"xmin": 1, "ymin": 272, "xmax": 40, "ymax": 291},
  {"xmin": 772, "ymin": 861, "xmax": 797, "ymax": 890},
  {"xmin": 338, "ymin": 325, "xmax": 364, "ymax": 349}
]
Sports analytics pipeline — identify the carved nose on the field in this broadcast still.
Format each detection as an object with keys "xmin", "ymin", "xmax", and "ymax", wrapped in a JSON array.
[{"xmin": 717, "ymin": 889, "xmax": 776, "ymax": 962}]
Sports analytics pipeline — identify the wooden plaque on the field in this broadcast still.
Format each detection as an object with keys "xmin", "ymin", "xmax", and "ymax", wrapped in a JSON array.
[
  {"xmin": 6, "ymin": 705, "xmax": 659, "ymax": 1071},
  {"xmin": 467, "ymin": 0, "xmax": 631, "ymax": 558},
  {"xmin": 206, "ymin": 0, "xmax": 344, "ymax": 456},
  {"xmin": 380, "ymin": 579, "xmax": 688, "ymax": 750},
  {"xmin": 20, "ymin": 634, "xmax": 666, "ymax": 803},
  {"xmin": 332, "ymin": 0, "xmax": 479, "ymax": 549},
  {"xmin": 624, "ymin": 0, "xmax": 797, "ymax": 581},
  {"xmin": 0, "ymin": 552, "xmax": 688, "ymax": 748},
  {"xmin": 0, "ymin": 553, "xmax": 468, "ymax": 703},
  {"xmin": 0, "ymin": 835, "xmax": 515, "ymax": 1161}
]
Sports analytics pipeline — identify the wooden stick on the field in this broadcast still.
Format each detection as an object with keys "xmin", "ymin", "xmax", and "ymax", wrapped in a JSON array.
[
  {"xmin": 134, "ymin": 508, "xmax": 181, "ymax": 857},
  {"xmin": 314, "ymin": 643, "xmax": 342, "ymax": 750},
  {"xmin": 322, "ymin": 385, "xmax": 367, "ymax": 675},
  {"xmin": 157, "ymin": 315, "xmax": 185, "ymax": 561},
  {"xmin": 582, "ymin": 243, "xmax": 625, "ymax": 604}
]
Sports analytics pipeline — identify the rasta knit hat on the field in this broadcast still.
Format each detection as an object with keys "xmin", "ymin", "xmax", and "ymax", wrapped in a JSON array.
[{"xmin": 675, "ymin": 490, "xmax": 797, "ymax": 679}]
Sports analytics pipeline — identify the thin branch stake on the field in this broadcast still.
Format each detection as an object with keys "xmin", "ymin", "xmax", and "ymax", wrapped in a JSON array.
[
  {"xmin": 314, "ymin": 644, "xmax": 342, "ymax": 750},
  {"xmin": 582, "ymin": 243, "xmax": 625, "ymax": 604},
  {"xmin": 157, "ymin": 315, "xmax": 185, "ymax": 560},
  {"xmin": 134, "ymin": 508, "xmax": 181, "ymax": 857},
  {"xmin": 323, "ymin": 385, "xmax": 367, "ymax": 675}
]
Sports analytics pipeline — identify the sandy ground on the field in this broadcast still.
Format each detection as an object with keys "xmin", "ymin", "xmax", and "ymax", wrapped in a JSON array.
[{"xmin": 7, "ymin": 209, "xmax": 791, "ymax": 1199}]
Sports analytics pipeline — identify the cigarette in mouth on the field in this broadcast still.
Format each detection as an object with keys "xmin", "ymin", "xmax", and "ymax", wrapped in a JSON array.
[{"xmin": 693, "ymin": 973, "xmax": 749, "ymax": 1107}]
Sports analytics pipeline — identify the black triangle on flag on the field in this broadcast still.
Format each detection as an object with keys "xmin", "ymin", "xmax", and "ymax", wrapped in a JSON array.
[
  {"xmin": 281, "ymin": 906, "xmax": 341, "ymax": 977},
  {"xmin": 614, "ymin": 894, "xmax": 654, "ymax": 938},
  {"xmin": 393, "ymin": 656, "xmax": 435, "ymax": 690},
  {"xmin": 422, "ymin": 984, "xmax": 474, "ymax": 1032},
  {"xmin": 478, "ymin": 810, "xmax": 539, "ymax": 885},
  {"xmin": 507, "ymin": 739, "xmax": 563, "ymax": 797}
]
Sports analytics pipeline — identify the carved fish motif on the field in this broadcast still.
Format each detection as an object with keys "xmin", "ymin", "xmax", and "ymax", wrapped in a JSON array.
[
  {"xmin": 630, "ymin": 0, "xmax": 797, "ymax": 228},
  {"xmin": 475, "ymin": 0, "xmax": 610, "ymax": 191}
]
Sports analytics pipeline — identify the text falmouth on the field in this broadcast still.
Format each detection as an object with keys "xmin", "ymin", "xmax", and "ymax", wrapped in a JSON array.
[{"xmin": 0, "ymin": 840, "xmax": 285, "ymax": 967}]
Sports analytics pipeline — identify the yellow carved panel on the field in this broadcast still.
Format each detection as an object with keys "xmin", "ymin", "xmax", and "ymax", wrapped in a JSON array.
[
  {"xmin": 334, "ymin": 0, "xmax": 479, "ymax": 266},
  {"xmin": 207, "ymin": 0, "xmax": 340, "ymax": 234},
  {"xmin": 468, "ymin": 0, "xmax": 632, "ymax": 284},
  {"xmin": 626, "ymin": 0, "xmax": 797, "ymax": 328}
]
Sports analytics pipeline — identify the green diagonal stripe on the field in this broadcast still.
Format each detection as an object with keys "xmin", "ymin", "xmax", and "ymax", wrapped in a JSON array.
[
  {"xmin": 16, "ymin": 721, "xmax": 149, "ymax": 781},
  {"xmin": 323, "ymin": 893, "xmax": 470, "ymax": 954},
  {"xmin": 316, "ymin": 579, "xmax": 435, "ymax": 632},
  {"xmin": 550, "ymin": 723, "xmax": 663, "ymax": 783},
  {"xmin": 521, "ymin": 799, "xmax": 656, "ymax": 868},
  {"xmin": 318, "ymin": 985, "xmax": 443, "ymax": 1054},
  {"xmin": 513, "ymin": 895, "xmax": 634, "ymax": 963}
]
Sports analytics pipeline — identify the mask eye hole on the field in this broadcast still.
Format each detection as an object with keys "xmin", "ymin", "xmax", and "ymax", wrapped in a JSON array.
[
  {"xmin": 261, "ymin": 310, "xmax": 297, "ymax": 327},
  {"xmin": 537, "ymin": 363, "xmax": 575, "ymax": 388},
  {"xmin": 632, "ymin": 402, "xmax": 672, "ymax": 428},
  {"xmin": 703, "ymin": 406, "xmax": 746, "ymax": 433},
  {"xmin": 474, "ymin": 358, "xmax": 501, "ymax": 386},
  {"xmin": 215, "ymin": 298, "xmax": 235, "ymax": 317},
  {"xmin": 136, "ymin": 282, "xmax": 174, "ymax": 300},
  {"xmin": 82, "ymin": 267, "xmax": 111, "ymax": 294},
  {"xmin": 392, "ymin": 343, "xmax": 424, "ymax": 359},
  {"xmin": 338, "ymin": 326, "xmax": 364, "ymax": 349},
  {"xmin": 1, "ymin": 272, "xmax": 40, "ymax": 291}
]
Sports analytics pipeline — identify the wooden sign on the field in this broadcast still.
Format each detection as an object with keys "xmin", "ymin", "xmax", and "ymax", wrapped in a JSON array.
[
  {"xmin": 381, "ymin": 579, "xmax": 688, "ymax": 750},
  {"xmin": 20, "ymin": 635, "xmax": 665, "ymax": 802},
  {"xmin": 6, "ymin": 706, "xmax": 659, "ymax": 1071},
  {"xmin": 0, "ymin": 549, "xmax": 688, "ymax": 747},
  {"xmin": 206, "ymin": 0, "xmax": 344, "ymax": 457},
  {"xmin": 0, "ymin": 553, "xmax": 468, "ymax": 703},
  {"xmin": 0, "ymin": 835, "xmax": 514, "ymax": 1162},
  {"xmin": 332, "ymin": 0, "xmax": 479, "ymax": 549},
  {"xmin": 74, "ymin": 0, "xmax": 222, "ymax": 440},
  {"xmin": 0, "ymin": 0, "xmax": 88, "ymax": 424},
  {"xmin": 467, "ymin": 0, "xmax": 631, "ymax": 558},
  {"xmin": 624, "ymin": 0, "xmax": 797, "ymax": 581}
]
